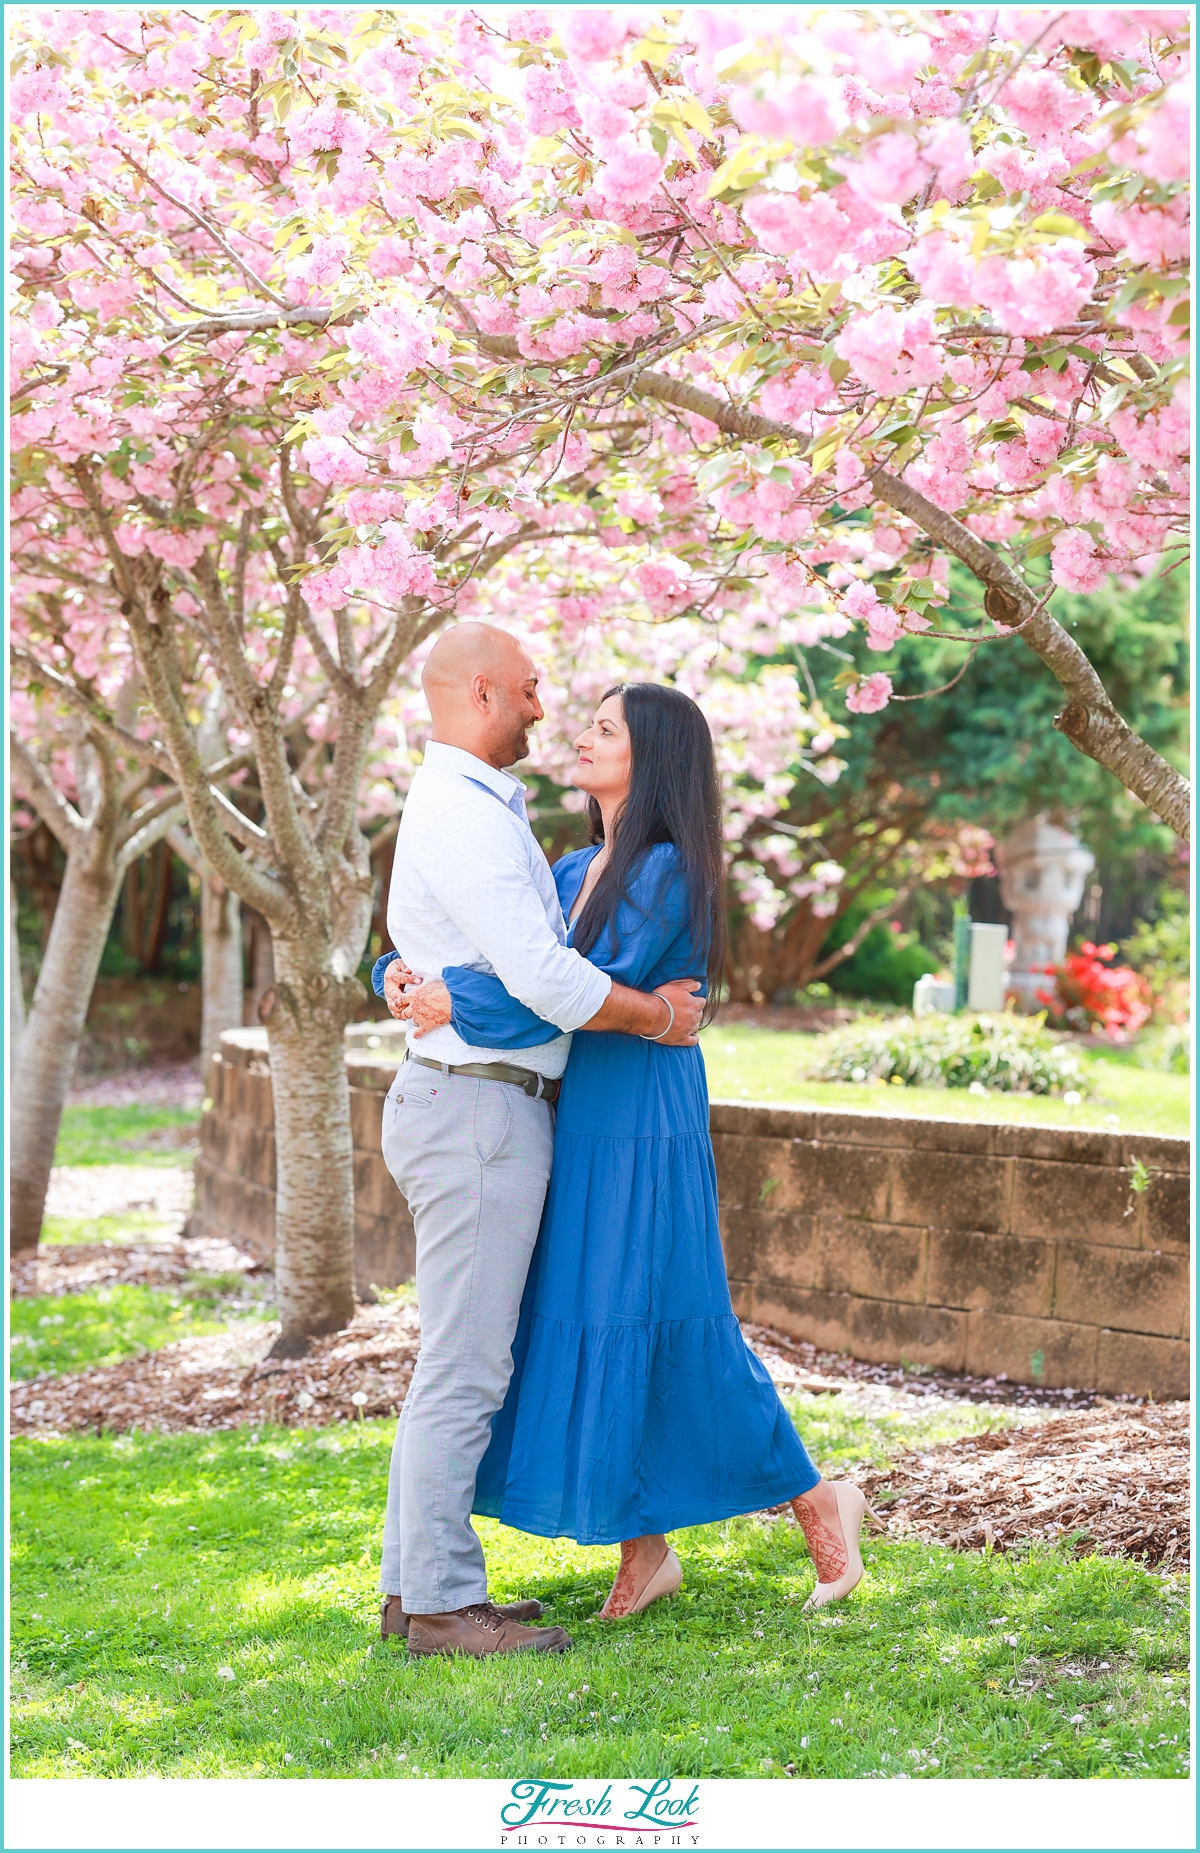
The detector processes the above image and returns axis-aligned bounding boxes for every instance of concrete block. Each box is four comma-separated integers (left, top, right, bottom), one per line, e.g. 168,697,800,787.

747,1282,967,1373
964,1309,1098,1390
225,1119,276,1190
1142,1168,1191,1253
719,1208,820,1290
890,1149,1010,1234
1121,1133,1191,1175
1010,1158,1137,1247
710,1135,782,1210
1054,1241,1189,1339
790,1140,891,1222
353,1151,406,1222
991,1123,1123,1167
817,1218,927,1305
865,1114,995,1156
1094,1329,1191,1402
355,1211,415,1292
350,1086,386,1150
709,1102,819,1142
809,1110,922,1150
928,1228,1056,1319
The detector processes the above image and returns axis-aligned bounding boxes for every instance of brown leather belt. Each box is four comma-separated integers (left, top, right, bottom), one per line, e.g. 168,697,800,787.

408,1053,560,1103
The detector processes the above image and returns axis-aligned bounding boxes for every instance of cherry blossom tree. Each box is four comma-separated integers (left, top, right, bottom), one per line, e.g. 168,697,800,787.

8,671,185,1254
11,4,1190,1333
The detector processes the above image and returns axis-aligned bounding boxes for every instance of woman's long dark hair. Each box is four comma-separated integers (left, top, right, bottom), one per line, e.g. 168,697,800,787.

573,683,727,1019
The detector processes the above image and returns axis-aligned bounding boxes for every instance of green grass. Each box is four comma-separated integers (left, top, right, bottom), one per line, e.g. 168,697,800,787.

9,1280,269,1380
10,1426,1189,1779
39,1211,186,1249
54,1105,200,1169
700,1027,1191,1136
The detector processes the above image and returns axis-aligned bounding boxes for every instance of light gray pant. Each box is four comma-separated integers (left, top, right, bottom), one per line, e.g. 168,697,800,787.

377,1060,554,1614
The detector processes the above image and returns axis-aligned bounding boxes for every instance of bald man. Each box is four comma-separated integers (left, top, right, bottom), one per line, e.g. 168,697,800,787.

375,624,703,1658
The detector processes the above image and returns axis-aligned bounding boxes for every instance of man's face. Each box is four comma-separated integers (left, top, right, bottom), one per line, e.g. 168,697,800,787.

486,647,544,766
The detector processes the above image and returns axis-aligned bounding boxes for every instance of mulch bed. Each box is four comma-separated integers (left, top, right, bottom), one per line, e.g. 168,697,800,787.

10,1298,420,1438
848,1405,1191,1569
10,1250,1191,1571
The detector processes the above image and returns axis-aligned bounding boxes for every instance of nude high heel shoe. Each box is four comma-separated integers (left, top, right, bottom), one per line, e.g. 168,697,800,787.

598,1546,683,1619
794,1483,883,1611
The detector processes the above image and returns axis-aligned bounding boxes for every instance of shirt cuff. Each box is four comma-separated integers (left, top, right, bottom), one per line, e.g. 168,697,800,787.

549,966,612,1033
371,950,400,997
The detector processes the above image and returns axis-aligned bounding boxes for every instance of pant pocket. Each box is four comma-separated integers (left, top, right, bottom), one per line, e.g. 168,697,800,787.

472,1082,512,1165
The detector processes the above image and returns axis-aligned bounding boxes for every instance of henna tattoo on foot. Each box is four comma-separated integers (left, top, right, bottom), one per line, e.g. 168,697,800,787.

603,1540,642,1618
792,1496,849,1582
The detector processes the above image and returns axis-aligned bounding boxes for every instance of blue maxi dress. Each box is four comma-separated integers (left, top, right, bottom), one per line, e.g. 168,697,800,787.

444,842,819,1546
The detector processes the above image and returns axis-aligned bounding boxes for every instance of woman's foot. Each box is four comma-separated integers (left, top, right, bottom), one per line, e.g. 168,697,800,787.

599,1536,683,1619
791,1480,879,1610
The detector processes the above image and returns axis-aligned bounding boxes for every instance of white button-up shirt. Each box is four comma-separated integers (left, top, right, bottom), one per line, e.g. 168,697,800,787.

385,741,611,1077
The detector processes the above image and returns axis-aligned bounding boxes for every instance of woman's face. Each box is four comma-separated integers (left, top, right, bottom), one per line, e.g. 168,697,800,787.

572,695,632,808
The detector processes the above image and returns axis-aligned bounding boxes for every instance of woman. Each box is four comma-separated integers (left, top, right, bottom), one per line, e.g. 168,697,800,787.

396,684,874,1618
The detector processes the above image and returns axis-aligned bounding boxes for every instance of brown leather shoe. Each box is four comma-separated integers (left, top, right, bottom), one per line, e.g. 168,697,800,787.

407,1601,571,1658
381,1594,545,1640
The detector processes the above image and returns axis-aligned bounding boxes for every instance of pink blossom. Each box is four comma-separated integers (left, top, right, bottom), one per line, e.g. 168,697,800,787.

596,140,664,206
637,555,693,615
1092,196,1190,268
760,367,835,423
974,247,1097,337
561,10,625,63
730,79,837,146
843,132,927,206
1110,81,1190,184
846,672,893,714
1003,68,1090,143
1051,528,1109,594
523,65,580,138
835,304,943,395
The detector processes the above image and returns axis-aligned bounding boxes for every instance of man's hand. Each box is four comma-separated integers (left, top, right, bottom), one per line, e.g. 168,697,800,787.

582,977,705,1045
650,979,705,1046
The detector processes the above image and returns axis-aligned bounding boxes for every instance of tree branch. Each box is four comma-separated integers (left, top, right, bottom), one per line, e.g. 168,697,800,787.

629,369,1191,839
10,733,85,854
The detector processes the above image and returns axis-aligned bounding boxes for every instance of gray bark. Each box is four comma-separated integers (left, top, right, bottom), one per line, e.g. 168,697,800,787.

9,852,123,1251
10,897,27,1060
259,943,360,1351
200,874,243,1086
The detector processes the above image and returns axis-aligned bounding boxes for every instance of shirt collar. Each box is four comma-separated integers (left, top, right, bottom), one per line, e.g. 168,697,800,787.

422,740,527,812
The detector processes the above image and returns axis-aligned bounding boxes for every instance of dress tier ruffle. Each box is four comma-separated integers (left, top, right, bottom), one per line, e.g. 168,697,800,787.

469,846,819,1545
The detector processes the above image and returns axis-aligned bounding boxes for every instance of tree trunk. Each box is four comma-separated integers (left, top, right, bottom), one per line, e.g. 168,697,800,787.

260,942,360,1353
199,873,243,1085
727,899,836,1002
10,896,27,1060
9,852,122,1252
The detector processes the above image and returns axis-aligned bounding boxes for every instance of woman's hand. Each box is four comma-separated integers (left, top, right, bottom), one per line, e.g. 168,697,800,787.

409,978,453,1037
383,957,419,1021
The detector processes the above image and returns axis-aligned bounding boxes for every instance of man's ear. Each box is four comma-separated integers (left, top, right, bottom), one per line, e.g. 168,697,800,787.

468,671,492,713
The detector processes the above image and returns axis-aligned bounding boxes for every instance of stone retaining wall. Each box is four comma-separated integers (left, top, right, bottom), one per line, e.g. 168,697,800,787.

194,1027,1190,1400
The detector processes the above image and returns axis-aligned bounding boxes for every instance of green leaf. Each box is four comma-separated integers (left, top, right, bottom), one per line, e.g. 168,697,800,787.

1167,300,1190,326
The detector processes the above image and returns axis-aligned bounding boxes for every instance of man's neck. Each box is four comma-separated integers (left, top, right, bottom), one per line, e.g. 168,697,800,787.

429,733,509,773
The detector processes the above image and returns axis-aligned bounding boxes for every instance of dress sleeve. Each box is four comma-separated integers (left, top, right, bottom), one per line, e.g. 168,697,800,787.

441,966,561,1050
584,844,709,993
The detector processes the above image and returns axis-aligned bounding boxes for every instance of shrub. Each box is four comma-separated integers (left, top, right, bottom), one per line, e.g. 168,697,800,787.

1122,897,1190,1022
806,1012,1088,1095
1037,942,1151,1037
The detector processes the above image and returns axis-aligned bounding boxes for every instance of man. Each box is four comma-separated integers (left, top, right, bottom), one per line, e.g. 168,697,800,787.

374,623,703,1659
